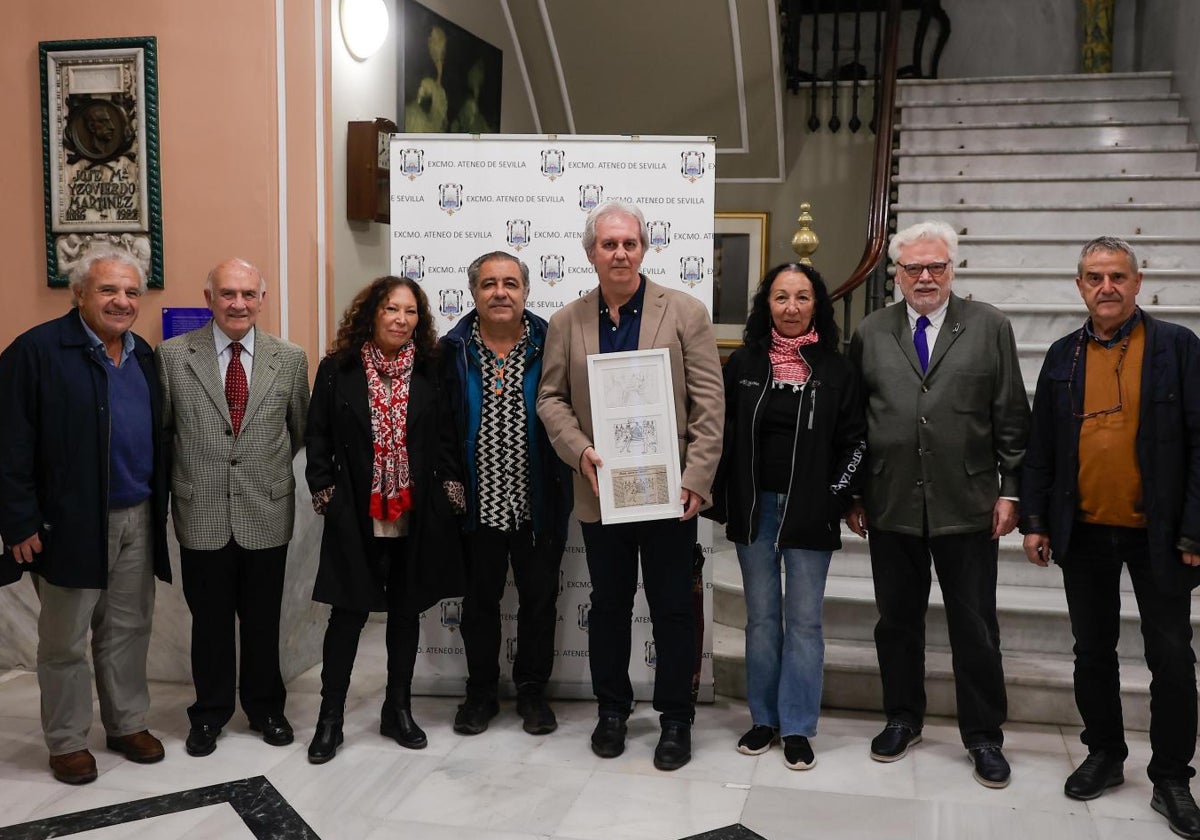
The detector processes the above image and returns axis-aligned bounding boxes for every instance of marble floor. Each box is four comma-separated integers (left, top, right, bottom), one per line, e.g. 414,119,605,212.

0,627,1181,840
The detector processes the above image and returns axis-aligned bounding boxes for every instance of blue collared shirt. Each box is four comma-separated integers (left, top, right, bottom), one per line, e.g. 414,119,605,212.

78,310,135,367
599,276,647,354
1085,307,1142,349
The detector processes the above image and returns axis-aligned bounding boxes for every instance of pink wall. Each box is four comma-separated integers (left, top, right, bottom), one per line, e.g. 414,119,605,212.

1,1,326,365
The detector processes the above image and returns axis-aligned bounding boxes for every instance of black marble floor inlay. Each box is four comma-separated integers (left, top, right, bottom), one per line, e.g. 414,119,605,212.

679,826,768,840
0,776,318,839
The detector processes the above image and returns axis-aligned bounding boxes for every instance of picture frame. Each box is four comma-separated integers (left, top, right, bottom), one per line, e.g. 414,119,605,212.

712,211,769,346
400,0,502,134
586,348,683,525
40,36,163,288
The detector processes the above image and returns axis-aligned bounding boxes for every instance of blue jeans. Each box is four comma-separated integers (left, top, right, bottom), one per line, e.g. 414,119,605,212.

735,492,832,737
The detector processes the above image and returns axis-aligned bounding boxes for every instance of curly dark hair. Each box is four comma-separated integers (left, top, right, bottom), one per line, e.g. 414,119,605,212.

743,262,840,352
329,276,439,365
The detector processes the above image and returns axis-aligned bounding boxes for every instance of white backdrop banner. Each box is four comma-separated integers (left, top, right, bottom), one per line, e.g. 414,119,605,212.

390,134,717,701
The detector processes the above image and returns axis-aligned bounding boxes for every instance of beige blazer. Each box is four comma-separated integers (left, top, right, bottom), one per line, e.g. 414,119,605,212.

536,277,724,523
156,325,310,551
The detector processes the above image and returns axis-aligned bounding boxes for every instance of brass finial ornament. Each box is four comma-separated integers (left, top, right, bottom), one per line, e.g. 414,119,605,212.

791,202,820,266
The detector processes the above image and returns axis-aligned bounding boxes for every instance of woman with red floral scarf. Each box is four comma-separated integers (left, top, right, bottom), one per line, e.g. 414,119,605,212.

304,276,465,764
705,263,866,772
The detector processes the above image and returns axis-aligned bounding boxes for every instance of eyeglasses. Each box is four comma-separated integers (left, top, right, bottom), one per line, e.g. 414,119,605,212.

898,262,950,279
1068,328,1129,420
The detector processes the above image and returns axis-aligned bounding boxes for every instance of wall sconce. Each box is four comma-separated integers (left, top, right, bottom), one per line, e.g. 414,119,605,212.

340,0,389,61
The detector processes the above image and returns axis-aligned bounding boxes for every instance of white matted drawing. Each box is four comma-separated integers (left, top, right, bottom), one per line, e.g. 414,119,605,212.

611,415,661,456
602,364,659,409
587,348,682,524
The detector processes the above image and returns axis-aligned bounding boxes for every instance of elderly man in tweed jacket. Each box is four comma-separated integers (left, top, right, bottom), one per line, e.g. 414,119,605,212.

156,258,309,757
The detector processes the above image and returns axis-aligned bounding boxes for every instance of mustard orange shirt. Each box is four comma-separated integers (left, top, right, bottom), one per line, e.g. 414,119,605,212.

1076,320,1145,528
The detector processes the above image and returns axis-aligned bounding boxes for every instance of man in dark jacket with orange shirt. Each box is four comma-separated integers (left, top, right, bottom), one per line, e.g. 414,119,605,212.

1020,235,1200,839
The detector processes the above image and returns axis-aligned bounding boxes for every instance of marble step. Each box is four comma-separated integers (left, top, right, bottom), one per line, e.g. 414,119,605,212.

898,120,1189,152
712,624,1157,730
895,147,1199,177
956,235,1200,270
896,174,1200,205
894,204,1200,236
711,529,1123,594
900,95,1182,125
951,267,1200,305
714,566,1200,662
897,72,1174,105
994,303,1200,343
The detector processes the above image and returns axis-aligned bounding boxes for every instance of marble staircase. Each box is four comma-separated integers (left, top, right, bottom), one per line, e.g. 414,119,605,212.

713,72,1200,730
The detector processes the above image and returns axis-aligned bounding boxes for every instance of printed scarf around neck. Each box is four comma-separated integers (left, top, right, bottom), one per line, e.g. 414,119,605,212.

769,326,820,387
361,340,415,521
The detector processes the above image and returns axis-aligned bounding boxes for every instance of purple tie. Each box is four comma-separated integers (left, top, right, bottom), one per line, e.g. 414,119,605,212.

914,315,931,373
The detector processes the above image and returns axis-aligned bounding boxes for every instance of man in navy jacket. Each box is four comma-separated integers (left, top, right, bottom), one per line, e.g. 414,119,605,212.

0,243,170,785
1020,235,1200,839
441,251,571,736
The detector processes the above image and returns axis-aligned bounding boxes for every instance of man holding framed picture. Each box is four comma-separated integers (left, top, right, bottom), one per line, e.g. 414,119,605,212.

537,200,724,771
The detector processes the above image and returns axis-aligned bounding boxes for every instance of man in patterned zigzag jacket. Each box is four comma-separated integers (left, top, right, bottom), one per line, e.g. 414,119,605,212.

440,250,572,737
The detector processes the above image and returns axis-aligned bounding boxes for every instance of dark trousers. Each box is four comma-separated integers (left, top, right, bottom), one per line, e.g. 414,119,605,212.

461,523,564,699
1061,522,1197,783
319,538,419,703
580,516,697,725
180,540,288,727
869,527,1007,747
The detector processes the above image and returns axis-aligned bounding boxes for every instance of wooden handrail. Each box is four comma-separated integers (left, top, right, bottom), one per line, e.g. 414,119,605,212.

831,0,902,303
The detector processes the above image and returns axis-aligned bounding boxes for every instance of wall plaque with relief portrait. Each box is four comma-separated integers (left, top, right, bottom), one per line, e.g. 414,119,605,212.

40,37,164,288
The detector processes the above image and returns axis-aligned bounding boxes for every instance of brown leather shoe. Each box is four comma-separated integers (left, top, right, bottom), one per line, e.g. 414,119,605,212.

106,730,165,764
49,749,98,784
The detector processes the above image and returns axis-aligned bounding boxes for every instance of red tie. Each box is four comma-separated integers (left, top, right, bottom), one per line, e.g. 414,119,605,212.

226,341,248,436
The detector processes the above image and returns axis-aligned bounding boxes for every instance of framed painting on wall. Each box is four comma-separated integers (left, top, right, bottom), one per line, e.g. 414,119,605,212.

400,0,502,134
713,211,769,346
40,36,163,288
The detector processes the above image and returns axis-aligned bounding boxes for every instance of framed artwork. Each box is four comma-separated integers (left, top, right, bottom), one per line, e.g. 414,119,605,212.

713,211,769,346
40,36,163,288
586,349,683,525
401,0,502,134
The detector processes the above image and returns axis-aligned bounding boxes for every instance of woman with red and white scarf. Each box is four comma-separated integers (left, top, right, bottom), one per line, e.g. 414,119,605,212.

705,263,866,771
305,276,465,764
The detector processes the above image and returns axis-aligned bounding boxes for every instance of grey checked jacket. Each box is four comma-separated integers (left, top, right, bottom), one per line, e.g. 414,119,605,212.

156,325,310,551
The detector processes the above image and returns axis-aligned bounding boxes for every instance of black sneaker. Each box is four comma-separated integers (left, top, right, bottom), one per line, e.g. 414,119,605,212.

591,715,627,758
1151,779,1200,840
969,745,1011,789
783,735,816,770
453,697,499,736
869,721,922,762
516,695,558,735
653,721,692,771
1064,751,1124,801
736,725,778,756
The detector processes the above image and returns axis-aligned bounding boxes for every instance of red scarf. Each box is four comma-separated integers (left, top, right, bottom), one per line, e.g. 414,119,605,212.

768,326,819,386
361,341,415,521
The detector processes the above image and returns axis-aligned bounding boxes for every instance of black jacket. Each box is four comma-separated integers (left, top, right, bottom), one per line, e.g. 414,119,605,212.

1020,311,1200,593
706,338,866,550
305,352,465,612
0,311,171,588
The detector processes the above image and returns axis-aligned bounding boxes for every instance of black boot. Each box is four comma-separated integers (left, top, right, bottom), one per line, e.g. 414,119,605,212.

307,699,344,764
380,686,427,750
